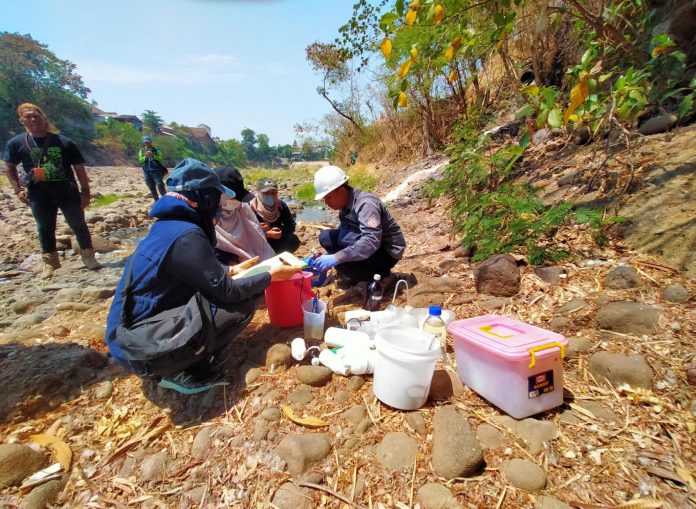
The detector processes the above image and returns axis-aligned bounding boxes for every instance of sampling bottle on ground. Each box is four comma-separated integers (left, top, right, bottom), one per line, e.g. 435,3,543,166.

364,274,384,312
422,305,447,343
397,305,419,328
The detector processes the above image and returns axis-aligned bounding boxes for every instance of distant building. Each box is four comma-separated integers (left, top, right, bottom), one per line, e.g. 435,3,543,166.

190,124,214,149
91,106,118,123
272,157,290,168
159,124,177,137
112,115,143,132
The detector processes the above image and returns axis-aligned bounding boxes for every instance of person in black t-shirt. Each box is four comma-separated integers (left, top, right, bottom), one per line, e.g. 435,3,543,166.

3,103,100,278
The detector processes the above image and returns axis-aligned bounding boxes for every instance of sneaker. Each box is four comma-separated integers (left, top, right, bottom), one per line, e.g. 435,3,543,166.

158,370,229,395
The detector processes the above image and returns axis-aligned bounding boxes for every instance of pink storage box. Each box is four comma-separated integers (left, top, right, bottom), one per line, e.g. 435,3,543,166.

448,315,567,418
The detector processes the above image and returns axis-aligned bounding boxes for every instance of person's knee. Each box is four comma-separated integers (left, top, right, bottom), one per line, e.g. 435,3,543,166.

319,229,337,251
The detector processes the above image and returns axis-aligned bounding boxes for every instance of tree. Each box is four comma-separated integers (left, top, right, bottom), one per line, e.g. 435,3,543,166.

257,133,271,164
141,110,163,135
240,128,257,162
0,32,92,144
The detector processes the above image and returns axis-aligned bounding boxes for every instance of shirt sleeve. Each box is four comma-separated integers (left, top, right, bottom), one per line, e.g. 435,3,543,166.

3,138,22,165
162,229,271,304
334,197,383,263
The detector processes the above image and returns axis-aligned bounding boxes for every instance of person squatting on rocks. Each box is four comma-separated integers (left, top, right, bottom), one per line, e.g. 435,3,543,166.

138,135,167,201
213,166,275,266
250,177,300,254
105,159,300,393
312,165,406,283
3,103,101,278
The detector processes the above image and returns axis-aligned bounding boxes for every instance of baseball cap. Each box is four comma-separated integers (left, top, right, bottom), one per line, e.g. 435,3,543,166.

256,177,278,192
142,135,152,143
167,158,235,198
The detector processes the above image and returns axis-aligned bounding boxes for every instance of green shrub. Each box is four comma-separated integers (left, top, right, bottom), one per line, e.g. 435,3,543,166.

347,166,377,192
425,119,620,263
296,183,317,202
90,193,120,208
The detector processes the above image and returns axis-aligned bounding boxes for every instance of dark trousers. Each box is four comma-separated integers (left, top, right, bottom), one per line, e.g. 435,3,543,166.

28,181,93,253
268,232,301,254
319,228,398,283
144,298,256,378
144,171,166,201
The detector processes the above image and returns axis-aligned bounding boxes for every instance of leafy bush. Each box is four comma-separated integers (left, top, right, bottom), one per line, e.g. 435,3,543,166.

296,183,317,202
347,165,377,192
425,120,618,263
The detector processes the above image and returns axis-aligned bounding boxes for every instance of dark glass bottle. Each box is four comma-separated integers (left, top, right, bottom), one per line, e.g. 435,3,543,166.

364,274,384,312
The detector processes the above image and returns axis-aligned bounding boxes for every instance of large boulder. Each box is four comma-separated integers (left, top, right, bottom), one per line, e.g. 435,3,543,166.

474,254,520,297
595,301,659,335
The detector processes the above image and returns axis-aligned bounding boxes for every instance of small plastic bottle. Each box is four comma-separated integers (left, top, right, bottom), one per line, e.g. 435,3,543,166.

397,305,419,328
318,348,349,375
291,337,306,361
422,305,447,343
364,274,384,312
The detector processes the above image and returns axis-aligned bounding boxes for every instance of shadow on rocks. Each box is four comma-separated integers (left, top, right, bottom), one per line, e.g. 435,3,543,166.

0,342,109,424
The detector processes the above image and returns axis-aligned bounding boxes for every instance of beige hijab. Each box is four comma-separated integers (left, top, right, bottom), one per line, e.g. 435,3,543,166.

215,198,275,261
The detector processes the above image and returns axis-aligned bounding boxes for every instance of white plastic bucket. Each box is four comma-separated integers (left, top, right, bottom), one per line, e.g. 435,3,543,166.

302,298,327,339
373,325,441,410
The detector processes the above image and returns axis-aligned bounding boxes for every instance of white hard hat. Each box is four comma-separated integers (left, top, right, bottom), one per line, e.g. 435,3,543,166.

314,165,349,200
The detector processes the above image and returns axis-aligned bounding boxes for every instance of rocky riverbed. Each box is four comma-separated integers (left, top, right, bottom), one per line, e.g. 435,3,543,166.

0,159,694,508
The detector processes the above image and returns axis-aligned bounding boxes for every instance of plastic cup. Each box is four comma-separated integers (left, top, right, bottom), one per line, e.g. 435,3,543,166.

302,298,327,339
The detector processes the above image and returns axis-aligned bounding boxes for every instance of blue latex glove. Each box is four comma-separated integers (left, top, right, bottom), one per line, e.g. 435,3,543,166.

313,254,338,272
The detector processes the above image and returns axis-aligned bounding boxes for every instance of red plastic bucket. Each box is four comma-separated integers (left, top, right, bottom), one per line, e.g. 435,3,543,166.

265,271,315,327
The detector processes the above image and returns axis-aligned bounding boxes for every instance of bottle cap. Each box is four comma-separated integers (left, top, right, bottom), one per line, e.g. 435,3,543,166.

373,274,381,281
428,305,442,316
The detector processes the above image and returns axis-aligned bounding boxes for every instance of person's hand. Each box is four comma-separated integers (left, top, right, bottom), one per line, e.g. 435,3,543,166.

227,256,260,276
80,189,91,209
14,189,29,205
267,227,282,240
260,222,270,232
314,254,338,272
145,150,153,158
269,264,301,281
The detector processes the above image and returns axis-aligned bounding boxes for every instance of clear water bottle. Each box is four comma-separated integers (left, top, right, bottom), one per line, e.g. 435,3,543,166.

364,274,384,312
422,305,446,342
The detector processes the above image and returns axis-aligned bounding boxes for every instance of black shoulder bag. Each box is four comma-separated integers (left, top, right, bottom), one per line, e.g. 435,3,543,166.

115,255,217,377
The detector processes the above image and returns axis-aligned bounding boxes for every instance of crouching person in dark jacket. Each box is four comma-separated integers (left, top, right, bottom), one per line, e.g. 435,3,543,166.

105,158,300,394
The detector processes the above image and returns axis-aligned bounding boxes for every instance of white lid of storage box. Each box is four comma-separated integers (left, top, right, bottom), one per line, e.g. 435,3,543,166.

447,314,567,362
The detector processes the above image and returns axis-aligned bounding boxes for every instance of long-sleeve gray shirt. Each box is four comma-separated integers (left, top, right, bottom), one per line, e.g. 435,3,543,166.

334,188,406,263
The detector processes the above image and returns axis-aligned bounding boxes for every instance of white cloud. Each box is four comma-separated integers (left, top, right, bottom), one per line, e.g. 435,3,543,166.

255,61,288,76
78,53,247,86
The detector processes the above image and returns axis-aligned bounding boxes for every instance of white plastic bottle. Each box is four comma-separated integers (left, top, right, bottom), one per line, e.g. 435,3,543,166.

340,346,378,375
397,305,420,328
291,337,306,361
318,349,349,376
422,305,446,343
324,327,373,349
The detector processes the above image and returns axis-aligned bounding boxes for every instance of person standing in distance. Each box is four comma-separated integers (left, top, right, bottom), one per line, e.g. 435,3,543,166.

3,103,100,278
139,135,167,201
312,165,406,283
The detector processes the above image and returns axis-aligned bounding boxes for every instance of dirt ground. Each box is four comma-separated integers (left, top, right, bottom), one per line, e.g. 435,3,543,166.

0,131,694,508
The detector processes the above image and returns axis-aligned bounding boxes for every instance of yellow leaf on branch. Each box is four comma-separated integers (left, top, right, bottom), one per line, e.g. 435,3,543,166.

409,0,420,10
397,59,412,79
399,92,409,108
281,405,329,428
563,71,590,125
444,46,454,61
447,69,458,83
434,4,445,24
651,42,675,57
380,38,392,59
410,47,418,61
405,9,417,26
30,434,73,471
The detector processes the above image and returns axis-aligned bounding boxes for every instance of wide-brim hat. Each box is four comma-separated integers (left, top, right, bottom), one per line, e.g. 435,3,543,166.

167,158,235,198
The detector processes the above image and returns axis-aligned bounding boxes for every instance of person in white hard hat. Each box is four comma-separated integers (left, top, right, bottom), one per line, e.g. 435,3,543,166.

312,165,406,283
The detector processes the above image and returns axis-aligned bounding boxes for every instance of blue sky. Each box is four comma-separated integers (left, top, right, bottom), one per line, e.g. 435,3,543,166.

2,0,359,146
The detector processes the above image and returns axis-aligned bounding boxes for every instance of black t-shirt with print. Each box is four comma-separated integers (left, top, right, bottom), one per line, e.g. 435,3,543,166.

3,133,85,186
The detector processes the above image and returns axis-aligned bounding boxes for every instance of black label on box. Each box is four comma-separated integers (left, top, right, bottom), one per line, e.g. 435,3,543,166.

528,370,554,399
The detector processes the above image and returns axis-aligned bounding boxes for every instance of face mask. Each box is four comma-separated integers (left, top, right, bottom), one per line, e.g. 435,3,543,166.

260,195,276,207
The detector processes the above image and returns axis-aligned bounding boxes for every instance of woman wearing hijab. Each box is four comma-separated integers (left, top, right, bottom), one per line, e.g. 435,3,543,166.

214,166,275,265
250,177,300,253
